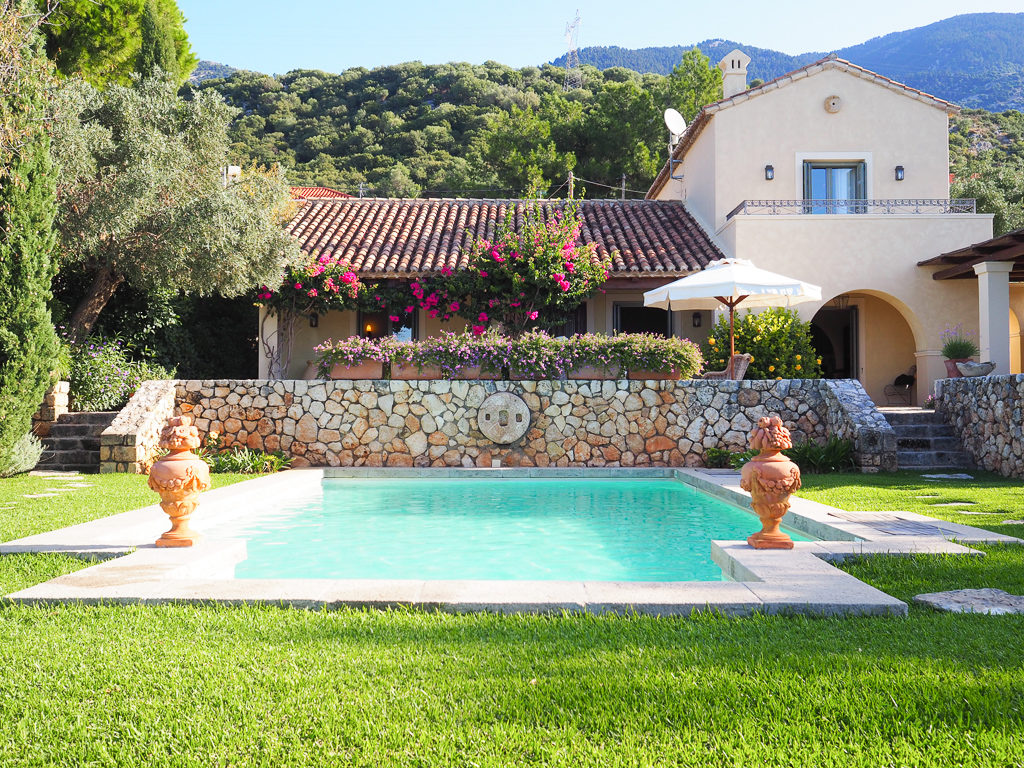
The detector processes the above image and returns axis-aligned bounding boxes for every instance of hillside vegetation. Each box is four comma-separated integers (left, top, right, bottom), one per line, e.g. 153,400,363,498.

198,54,720,199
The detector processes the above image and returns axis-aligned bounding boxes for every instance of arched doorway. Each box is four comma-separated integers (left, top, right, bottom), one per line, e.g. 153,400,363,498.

1011,309,1022,374
811,291,920,405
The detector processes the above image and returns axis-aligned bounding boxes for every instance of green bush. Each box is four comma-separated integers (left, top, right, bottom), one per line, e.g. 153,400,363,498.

700,307,821,379
703,447,733,468
199,433,292,474
64,334,174,411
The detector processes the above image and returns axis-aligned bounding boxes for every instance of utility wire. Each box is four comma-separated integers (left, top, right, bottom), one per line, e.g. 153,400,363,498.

572,175,649,196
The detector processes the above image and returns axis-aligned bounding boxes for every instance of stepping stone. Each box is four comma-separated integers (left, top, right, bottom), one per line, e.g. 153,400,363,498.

43,487,76,493
1001,520,1024,525
921,473,974,480
63,483,94,488
22,493,58,498
28,470,83,478
914,588,1024,615
915,495,940,498
931,501,976,506
957,511,987,515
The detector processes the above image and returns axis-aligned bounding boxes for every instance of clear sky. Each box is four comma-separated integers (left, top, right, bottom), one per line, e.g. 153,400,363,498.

178,0,1024,75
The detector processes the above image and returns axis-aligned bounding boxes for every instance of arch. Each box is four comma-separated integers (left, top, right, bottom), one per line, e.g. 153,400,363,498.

810,289,921,406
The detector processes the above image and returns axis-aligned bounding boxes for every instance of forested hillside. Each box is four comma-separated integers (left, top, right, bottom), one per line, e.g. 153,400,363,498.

552,13,1024,111
198,53,720,199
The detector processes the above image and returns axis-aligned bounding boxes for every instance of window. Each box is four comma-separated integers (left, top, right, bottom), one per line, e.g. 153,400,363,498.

613,303,671,337
358,309,417,341
549,303,587,337
802,161,866,213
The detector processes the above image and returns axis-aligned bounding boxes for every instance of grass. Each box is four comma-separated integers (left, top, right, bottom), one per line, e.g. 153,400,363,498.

0,471,1021,766
0,471,254,543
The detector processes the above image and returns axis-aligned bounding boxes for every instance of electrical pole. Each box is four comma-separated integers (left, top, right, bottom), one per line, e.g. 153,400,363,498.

621,174,626,200
358,181,365,198
568,171,574,199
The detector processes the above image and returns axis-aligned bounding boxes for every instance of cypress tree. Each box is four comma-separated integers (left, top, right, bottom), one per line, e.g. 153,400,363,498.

136,0,178,79
0,9,60,474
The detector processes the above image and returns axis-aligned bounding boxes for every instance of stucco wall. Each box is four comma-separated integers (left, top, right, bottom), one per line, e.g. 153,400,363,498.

935,374,1024,478
163,378,894,472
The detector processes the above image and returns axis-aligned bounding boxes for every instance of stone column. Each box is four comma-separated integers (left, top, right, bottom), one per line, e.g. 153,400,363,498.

974,261,1013,374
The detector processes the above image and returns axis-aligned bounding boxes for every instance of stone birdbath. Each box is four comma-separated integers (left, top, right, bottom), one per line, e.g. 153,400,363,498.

148,414,211,547
739,415,801,549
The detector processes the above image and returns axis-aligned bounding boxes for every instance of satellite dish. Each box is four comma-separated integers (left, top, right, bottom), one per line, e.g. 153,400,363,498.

664,108,686,136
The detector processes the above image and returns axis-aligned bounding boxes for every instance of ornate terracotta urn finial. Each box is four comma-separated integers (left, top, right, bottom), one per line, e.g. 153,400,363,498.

739,415,801,550
147,414,211,547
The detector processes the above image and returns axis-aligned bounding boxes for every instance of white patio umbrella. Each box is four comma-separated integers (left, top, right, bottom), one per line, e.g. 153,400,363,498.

643,258,822,378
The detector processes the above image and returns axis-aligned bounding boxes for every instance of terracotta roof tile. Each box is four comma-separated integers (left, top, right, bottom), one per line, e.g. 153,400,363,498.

290,186,352,199
286,198,723,276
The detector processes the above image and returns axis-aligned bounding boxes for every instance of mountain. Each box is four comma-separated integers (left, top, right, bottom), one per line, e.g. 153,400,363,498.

551,13,1024,111
190,60,238,83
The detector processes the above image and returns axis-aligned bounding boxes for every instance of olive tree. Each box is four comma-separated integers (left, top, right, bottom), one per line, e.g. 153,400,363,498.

51,72,302,339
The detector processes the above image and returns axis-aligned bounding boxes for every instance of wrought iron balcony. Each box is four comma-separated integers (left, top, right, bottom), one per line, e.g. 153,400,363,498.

726,198,977,220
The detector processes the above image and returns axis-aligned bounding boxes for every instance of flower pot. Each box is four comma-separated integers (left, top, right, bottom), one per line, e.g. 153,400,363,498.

391,363,443,380
628,369,681,381
568,365,621,380
453,366,502,380
330,361,383,379
943,358,969,378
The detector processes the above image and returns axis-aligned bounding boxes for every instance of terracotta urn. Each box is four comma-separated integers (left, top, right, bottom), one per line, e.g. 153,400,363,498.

147,415,211,547
739,415,801,550
943,358,968,378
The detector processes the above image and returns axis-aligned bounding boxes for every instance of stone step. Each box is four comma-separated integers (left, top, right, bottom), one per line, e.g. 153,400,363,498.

897,449,971,469
38,447,98,465
42,436,101,452
897,436,963,452
880,410,946,427
889,424,959,439
53,411,119,426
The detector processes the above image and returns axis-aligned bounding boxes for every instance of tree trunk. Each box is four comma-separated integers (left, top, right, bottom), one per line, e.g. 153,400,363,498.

67,266,125,339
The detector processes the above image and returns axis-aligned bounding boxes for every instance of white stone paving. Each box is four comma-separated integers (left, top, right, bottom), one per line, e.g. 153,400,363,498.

5,468,1021,617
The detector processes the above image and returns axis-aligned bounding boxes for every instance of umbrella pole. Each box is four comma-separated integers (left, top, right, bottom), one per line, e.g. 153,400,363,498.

729,303,736,379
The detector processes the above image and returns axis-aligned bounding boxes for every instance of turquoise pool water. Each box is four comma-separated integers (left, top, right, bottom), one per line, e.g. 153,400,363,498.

215,478,811,582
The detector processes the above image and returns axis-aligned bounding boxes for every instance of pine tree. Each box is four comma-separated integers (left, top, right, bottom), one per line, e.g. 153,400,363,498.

0,4,60,474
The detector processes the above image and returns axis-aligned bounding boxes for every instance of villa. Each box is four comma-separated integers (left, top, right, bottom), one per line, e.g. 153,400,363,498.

260,50,1022,408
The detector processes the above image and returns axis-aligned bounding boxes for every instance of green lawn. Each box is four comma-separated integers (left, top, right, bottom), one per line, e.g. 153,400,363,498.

0,470,1021,766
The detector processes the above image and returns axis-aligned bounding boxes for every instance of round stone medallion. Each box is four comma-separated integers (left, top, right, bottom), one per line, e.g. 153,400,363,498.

477,392,531,444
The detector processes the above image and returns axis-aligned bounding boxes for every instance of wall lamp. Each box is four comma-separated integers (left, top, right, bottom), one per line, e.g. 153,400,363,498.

895,165,905,181
692,311,702,328
309,313,319,328
764,164,774,181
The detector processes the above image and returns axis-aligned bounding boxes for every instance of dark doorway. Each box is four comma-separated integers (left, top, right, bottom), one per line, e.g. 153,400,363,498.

811,306,858,379
614,304,671,337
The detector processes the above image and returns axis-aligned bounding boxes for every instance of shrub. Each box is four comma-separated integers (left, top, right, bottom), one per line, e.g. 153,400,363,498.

784,436,855,473
314,332,703,380
940,323,980,359
0,434,44,478
199,432,292,474
700,307,821,379
64,334,174,411
703,447,733,468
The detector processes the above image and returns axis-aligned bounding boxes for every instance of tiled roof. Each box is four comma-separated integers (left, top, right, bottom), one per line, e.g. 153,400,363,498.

285,198,724,275
290,186,352,199
647,55,960,199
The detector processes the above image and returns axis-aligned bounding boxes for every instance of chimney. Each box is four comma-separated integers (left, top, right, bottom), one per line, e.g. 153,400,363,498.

718,49,751,99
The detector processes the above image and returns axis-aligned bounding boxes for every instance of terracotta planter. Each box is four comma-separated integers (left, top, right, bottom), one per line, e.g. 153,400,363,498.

391,363,443,380
147,415,211,548
943,358,968,378
628,369,681,381
739,415,800,550
453,366,502,380
568,365,621,380
330,361,383,379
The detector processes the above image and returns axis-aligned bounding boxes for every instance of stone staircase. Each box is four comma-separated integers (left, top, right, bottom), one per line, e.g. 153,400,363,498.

879,407,971,471
36,411,118,474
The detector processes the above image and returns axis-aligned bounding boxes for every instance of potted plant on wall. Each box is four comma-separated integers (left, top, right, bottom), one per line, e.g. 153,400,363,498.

939,324,980,378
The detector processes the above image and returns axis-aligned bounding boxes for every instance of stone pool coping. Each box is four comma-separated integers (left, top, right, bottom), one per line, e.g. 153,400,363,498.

4,468,1020,617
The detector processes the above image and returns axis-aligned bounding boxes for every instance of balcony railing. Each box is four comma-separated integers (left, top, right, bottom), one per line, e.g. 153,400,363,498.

726,198,977,220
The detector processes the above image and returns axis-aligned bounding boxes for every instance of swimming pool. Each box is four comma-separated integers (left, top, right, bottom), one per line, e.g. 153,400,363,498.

205,477,811,582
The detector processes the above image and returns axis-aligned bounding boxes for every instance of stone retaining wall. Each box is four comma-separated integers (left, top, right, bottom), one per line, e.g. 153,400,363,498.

936,374,1024,478
156,378,893,472
99,380,177,473
32,381,69,438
